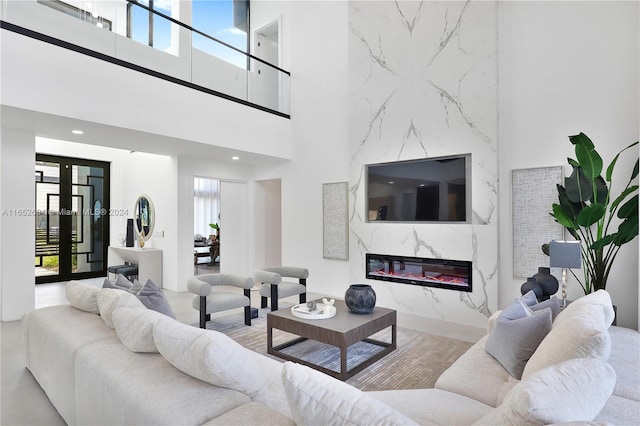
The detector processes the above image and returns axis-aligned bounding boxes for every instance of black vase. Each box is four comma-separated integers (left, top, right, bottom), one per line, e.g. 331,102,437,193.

345,284,376,314
532,267,559,301
125,219,134,247
520,277,542,300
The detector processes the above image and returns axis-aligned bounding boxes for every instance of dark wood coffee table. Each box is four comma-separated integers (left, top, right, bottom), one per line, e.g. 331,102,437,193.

267,299,397,380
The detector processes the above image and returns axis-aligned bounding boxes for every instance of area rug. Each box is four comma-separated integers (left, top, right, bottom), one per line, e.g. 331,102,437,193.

197,304,474,392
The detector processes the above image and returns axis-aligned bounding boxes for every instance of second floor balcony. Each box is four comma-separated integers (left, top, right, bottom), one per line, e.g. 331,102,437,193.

1,0,290,117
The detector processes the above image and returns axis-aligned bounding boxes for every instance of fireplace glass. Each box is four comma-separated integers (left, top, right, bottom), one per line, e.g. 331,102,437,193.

366,253,472,292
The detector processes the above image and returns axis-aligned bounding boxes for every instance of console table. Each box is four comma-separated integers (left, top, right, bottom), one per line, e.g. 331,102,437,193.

108,247,163,287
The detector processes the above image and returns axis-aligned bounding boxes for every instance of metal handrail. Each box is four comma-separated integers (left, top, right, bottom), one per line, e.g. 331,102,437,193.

125,0,289,76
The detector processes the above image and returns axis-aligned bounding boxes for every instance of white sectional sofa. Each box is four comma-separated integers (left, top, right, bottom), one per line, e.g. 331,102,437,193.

23,284,639,425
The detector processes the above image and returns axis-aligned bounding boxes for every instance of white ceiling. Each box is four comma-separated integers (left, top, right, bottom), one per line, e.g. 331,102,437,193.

2,105,287,167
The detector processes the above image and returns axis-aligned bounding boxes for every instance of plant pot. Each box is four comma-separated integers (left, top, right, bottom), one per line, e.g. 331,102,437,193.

345,284,376,314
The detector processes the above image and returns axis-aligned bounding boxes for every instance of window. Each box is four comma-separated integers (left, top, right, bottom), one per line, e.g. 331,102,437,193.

37,0,113,31
127,0,172,51
194,177,220,237
192,0,248,68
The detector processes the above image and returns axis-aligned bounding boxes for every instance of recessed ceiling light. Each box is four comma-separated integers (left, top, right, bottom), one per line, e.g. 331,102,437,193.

232,156,240,160
72,129,83,135
388,181,394,184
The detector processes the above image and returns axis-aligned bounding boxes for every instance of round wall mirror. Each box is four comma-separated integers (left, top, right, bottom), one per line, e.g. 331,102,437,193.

134,194,154,241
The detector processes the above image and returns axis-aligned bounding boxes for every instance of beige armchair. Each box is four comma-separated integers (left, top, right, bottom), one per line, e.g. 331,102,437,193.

187,273,255,328
254,266,308,311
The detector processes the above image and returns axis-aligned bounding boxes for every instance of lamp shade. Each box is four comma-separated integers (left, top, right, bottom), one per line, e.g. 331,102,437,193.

549,240,582,269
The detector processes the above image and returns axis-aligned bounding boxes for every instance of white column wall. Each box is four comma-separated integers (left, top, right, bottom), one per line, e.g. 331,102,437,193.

1,128,36,321
498,1,639,329
251,1,351,298
121,152,178,290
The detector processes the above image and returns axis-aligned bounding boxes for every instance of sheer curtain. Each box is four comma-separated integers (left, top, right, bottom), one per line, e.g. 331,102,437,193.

194,177,221,237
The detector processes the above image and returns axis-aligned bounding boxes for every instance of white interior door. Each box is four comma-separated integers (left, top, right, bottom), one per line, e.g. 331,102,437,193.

253,20,280,111
254,179,282,268
220,181,248,275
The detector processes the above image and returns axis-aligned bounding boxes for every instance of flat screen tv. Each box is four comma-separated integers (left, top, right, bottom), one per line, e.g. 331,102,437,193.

366,154,471,223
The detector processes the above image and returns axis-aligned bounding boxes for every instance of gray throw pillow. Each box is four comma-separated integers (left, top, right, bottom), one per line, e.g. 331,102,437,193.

521,290,561,320
485,298,552,379
103,274,133,290
520,289,538,306
530,296,561,320
137,279,175,319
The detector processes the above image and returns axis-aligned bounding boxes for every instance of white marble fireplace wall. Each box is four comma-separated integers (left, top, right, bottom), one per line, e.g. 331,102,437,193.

348,1,498,327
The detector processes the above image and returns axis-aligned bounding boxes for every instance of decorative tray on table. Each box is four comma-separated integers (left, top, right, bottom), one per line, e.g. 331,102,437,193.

291,301,336,320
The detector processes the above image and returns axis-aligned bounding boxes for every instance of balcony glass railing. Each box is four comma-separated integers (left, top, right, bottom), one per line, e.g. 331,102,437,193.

2,0,290,116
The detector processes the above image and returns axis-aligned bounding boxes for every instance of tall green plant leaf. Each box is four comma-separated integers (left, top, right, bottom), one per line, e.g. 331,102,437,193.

552,203,577,229
557,184,583,220
565,166,593,203
577,204,605,227
574,140,603,179
591,234,616,251
614,217,639,246
594,176,608,205
611,185,639,212
617,194,638,219
569,132,595,150
606,141,639,181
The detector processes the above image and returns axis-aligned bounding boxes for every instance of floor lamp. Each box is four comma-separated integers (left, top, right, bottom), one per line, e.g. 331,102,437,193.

549,240,582,308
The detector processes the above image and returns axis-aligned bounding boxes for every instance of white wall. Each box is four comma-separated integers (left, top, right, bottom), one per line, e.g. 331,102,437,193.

253,179,282,269
498,1,639,329
1,128,36,321
121,152,178,289
250,1,351,298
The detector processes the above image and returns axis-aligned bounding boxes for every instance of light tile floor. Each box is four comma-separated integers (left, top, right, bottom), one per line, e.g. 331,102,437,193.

1,273,484,425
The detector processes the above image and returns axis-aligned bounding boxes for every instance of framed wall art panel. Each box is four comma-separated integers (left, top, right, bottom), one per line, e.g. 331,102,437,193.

323,182,349,260
512,166,564,278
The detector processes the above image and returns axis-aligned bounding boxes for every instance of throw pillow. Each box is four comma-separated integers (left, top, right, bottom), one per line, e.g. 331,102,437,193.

554,289,615,328
65,280,100,314
485,298,552,379
520,290,561,320
112,307,165,353
529,296,561,321
103,275,143,294
152,316,266,400
96,288,145,329
473,358,616,425
520,290,539,306
136,279,175,318
522,303,611,380
281,362,419,426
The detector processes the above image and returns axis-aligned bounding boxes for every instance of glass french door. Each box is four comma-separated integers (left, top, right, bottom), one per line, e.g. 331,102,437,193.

35,154,110,284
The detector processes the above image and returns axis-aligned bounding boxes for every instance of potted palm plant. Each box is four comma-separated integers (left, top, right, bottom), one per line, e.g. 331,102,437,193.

208,223,219,241
543,132,638,295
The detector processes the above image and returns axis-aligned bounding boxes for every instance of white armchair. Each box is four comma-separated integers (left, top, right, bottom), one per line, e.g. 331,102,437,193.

187,273,255,328
254,266,308,311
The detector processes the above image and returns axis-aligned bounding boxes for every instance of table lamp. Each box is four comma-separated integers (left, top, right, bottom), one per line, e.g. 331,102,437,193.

549,240,582,308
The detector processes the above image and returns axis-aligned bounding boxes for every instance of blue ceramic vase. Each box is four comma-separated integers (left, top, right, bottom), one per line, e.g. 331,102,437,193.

345,284,376,314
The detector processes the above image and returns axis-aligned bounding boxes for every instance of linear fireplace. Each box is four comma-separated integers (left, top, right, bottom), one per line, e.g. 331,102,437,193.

366,253,472,292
